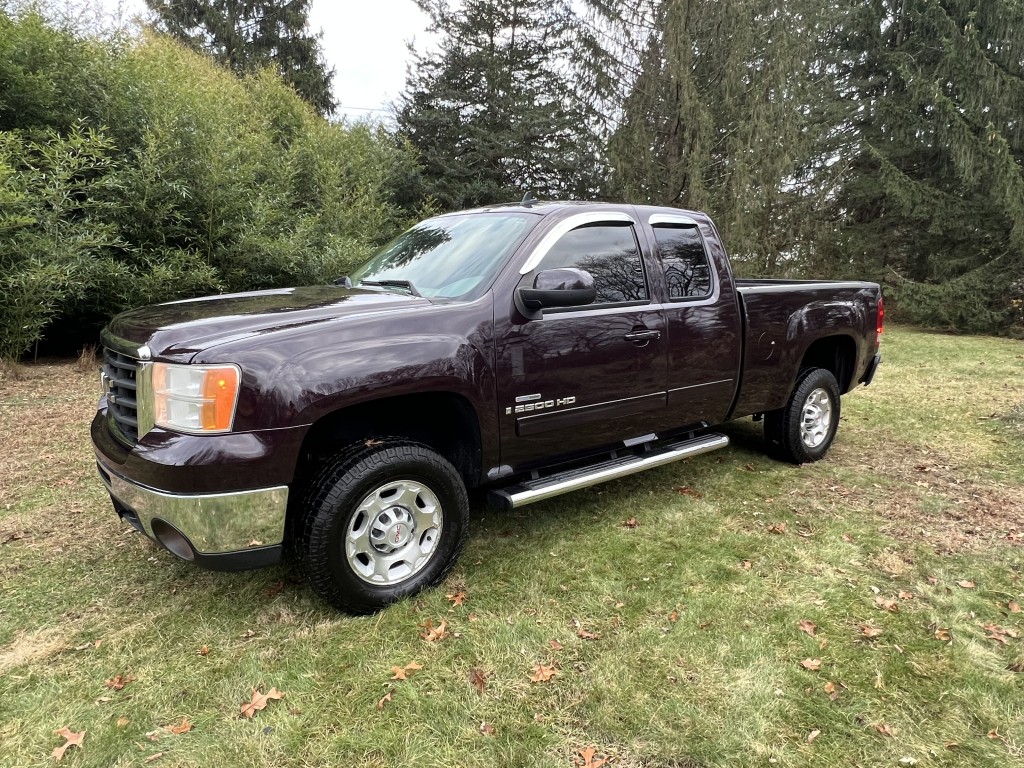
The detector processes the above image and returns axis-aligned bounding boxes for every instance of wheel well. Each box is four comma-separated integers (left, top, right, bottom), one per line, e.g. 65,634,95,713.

800,335,857,392
292,392,483,493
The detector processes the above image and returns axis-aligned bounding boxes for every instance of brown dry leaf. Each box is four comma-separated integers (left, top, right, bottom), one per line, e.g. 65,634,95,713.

529,664,559,683
741,559,752,570
824,681,839,701
447,591,466,607
898,591,914,600
767,523,787,534
673,486,703,498
621,517,640,529
419,619,449,642
875,723,894,737
262,581,285,598
52,728,85,762
807,729,821,743
376,690,393,710
860,624,884,638
116,717,130,729
390,666,408,681
934,627,952,642
1009,601,1020,613
798,619,816,637
468,612,479,622
577,746,610,768
239,687,285,719
480,721,495,736
956,580,976,589
197,645,209,657
104,674,134,691
548,639,564,651
167,717,191,735
988,728,1002,741
874,596,899,612
927,575,939,585
668,609,680,623
800,658,822,671
577,628,601,640
469,668,487,694
144,753,164,764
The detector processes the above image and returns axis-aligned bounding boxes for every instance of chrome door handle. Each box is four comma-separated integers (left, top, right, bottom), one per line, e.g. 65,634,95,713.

624,329,661,343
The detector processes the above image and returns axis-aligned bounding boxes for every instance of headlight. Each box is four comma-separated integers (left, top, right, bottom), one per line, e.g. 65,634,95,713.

152,362,241,433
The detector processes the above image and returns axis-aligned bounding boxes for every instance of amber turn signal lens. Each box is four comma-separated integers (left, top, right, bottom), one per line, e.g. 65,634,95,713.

152,362,241,433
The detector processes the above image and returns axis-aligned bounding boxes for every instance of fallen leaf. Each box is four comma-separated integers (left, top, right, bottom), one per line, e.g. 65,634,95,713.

956,580,976,589
841,533,854,543
875,723,894,737
860,624,883,638
798,619,816,637
741,560,752,570
480,721,495,736
262,581,284,598
468,612,479,622
927,575,939,585
767,523,787,534
390,666,408,681
197,645,209,657
898,590,914,600
419,619,449,642
530,664,559,683
167,717,191,735
239,687,285,719
404,660,423,673
548,639,564,651
807,729,821,743
144,753,164,764
365,438,384,447
621,517,640,529
673,486,703,498
376,690,393,710
874,596,899,612
52,728,85,762
668,610,680,623
800,658,822,671
824,681,838,701
469,668,487,694
1009,601,1020,613
104,674,134,691
116,717,130,728
577,746,610,768
988,728,1002,741
447,591,466,607
934,627,952,642
577,628,601,640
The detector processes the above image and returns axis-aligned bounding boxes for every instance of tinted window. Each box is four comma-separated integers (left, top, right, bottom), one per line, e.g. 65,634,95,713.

653,225,713,299
534,224,647,304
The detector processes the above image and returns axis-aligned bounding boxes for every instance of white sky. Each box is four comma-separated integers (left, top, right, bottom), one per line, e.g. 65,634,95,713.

93,0,431,122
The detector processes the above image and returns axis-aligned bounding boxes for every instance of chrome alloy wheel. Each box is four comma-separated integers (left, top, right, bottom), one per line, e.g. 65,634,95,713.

800,387,833,449
345,479,443,585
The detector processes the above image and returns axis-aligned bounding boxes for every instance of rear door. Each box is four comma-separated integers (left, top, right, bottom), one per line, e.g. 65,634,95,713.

494,213,668,470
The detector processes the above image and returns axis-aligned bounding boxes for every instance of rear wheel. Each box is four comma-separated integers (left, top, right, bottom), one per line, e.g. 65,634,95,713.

764,368,841,464
298,440,469,614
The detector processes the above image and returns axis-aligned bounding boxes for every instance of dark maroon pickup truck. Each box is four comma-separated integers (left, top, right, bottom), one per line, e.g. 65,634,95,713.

92,201,882,613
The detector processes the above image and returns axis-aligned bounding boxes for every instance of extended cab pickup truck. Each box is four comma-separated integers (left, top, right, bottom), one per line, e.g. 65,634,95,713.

92,201,882,613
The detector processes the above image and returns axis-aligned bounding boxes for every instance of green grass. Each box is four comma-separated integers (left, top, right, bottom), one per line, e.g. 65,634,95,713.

1,327,1023,767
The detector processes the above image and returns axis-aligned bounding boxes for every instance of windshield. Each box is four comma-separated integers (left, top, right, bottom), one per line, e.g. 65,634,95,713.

350,213,537,300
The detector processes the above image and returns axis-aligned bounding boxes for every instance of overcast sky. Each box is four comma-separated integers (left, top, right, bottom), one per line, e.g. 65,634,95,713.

95,0,431,122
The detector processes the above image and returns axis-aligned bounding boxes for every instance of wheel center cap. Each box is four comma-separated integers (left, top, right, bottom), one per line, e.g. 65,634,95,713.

385,518,412,548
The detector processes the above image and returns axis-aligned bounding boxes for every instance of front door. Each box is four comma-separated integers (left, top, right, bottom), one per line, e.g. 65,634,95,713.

494,216,668,471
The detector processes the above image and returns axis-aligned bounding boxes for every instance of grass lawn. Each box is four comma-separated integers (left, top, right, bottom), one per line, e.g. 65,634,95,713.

1,326,1023,767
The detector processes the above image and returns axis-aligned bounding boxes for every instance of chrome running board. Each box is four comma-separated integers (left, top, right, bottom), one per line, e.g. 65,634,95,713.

488,433,729,510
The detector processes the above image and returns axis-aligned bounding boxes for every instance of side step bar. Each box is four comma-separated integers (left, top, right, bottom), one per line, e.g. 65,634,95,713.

488,433,729,510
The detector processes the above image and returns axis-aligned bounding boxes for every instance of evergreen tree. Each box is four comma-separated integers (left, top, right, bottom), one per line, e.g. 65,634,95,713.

396,0,602,211
831,0,1024,332
144,0,335,115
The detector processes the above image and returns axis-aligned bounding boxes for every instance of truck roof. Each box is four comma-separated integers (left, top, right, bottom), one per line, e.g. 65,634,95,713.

447,199,711,224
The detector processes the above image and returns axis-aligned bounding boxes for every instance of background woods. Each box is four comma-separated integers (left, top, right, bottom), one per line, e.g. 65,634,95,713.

2,0,1024,359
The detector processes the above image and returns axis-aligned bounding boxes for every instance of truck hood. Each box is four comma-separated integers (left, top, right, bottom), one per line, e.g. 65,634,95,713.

106,286,432,361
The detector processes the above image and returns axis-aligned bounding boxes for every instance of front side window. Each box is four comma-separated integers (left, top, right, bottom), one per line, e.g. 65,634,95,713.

351,213,537,300
653,225,713,300
532,223,647,305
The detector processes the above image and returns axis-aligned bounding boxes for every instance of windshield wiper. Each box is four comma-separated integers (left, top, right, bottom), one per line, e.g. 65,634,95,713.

359,279,422,297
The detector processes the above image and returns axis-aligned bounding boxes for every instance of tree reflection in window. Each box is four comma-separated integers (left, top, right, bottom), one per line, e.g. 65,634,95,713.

653,225,712,299
536,224,647,304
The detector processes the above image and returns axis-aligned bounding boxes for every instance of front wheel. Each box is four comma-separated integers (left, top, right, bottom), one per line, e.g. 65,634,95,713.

764,368,841,464
298,440,469,614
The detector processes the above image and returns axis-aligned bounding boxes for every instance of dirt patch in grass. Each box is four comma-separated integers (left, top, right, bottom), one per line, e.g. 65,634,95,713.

0,626,70,675
825,435,1024,554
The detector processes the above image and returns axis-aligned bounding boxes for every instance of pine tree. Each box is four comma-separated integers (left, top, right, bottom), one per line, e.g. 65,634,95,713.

396,0,602,211
832,0,1024,332
144,0,335,115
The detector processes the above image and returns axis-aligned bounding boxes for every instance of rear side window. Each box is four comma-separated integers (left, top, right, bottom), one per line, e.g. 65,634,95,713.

653,225,713,300
534,223,647,304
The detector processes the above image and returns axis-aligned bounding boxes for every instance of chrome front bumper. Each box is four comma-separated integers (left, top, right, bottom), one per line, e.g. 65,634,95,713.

96,459,288,571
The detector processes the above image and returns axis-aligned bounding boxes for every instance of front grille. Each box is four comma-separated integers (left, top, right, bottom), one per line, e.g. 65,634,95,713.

102,346,140,445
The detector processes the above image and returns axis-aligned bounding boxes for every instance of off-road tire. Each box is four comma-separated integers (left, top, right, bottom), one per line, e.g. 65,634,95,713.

298,439,469,614
764,367,841,464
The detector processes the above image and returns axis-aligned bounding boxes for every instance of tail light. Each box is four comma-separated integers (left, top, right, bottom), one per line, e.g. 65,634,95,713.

876,296,885,338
